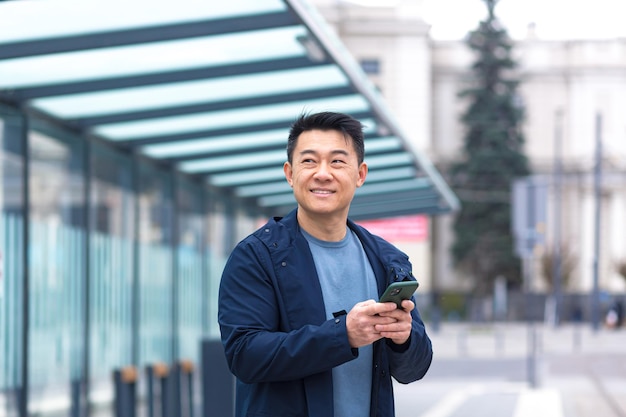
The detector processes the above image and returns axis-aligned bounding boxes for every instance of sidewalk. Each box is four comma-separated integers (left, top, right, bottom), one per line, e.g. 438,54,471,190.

394,323,626,417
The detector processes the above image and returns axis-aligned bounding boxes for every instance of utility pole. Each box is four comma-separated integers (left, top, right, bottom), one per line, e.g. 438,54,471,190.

591,113,602,331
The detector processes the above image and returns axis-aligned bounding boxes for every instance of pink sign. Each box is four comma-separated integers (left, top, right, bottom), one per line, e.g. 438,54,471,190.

356,215,428,242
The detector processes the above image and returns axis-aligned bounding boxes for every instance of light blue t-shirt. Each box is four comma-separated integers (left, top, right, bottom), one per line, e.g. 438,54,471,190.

302,228,379,417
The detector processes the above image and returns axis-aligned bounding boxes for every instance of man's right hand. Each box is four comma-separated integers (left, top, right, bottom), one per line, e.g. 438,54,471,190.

346,300,398,348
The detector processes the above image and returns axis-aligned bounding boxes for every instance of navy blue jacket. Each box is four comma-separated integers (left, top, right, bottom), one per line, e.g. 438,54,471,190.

218,209,433,417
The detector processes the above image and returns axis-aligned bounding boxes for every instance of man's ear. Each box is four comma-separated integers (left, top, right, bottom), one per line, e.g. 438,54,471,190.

356,162,368,188
284,161,293,187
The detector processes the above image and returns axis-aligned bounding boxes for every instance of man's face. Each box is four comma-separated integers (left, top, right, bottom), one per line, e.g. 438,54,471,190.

284,129,367,221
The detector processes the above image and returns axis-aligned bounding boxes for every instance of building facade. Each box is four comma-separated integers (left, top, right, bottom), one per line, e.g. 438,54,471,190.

312,1,626,299
432,38,626,295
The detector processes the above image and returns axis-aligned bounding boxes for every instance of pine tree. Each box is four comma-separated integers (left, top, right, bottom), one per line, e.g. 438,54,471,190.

448,0,531,295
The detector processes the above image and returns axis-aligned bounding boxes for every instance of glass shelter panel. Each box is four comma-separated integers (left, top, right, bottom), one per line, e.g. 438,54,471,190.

88,143,135,410
0,109,25,417
206,197,232,339
137,162,173,367
176,179,204,364
28,128,85,415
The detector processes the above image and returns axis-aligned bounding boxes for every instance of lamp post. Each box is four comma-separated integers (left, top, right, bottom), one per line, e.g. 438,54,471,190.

591,113,602,331
552,109,563,327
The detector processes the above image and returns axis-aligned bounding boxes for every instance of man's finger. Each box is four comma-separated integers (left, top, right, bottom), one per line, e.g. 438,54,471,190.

370,301,399,315
400,299,415,311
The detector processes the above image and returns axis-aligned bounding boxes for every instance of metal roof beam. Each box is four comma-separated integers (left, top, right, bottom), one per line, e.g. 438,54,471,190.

116,110,372,147
183,158,282,176
0,11,299,59
117,120,293,147
7,57,319,101
165,142,286,163
72,86,355,127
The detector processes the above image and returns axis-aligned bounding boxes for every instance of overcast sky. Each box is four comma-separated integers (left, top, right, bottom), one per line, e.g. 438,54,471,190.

345,0,626,41
425,0,625,40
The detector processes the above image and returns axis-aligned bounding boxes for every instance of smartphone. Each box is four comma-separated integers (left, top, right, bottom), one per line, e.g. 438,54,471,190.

379,281,419,308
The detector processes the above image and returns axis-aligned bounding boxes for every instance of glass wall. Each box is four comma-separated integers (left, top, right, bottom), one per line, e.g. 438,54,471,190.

28,127,86,415
176,179,205,364
0,106,262,416
137,161,174,367
206,197,232,339
0,109,25,417
88,143,134,411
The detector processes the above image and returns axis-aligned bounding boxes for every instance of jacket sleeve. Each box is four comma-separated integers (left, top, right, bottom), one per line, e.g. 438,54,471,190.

218,238,357,384
386,302,433,384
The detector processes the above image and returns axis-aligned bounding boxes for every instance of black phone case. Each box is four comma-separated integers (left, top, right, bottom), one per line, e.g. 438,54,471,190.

379,281,419,308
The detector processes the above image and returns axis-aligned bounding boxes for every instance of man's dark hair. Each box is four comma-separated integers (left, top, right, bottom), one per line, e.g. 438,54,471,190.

287,111,365,164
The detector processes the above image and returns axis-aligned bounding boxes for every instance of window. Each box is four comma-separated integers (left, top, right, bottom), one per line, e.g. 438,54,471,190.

360,58,381,75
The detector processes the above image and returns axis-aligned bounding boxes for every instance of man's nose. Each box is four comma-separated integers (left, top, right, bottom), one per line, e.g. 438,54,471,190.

314,162,332,180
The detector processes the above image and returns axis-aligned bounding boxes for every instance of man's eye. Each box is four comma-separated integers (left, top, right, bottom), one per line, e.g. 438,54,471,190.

332,159,346,164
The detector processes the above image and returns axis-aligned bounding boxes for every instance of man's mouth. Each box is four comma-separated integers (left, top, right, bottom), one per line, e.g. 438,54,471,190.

311,189,334,195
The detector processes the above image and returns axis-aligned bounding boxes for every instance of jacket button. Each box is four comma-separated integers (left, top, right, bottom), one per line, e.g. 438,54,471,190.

281,261,287,267
264,228,270,233
335,318,340,324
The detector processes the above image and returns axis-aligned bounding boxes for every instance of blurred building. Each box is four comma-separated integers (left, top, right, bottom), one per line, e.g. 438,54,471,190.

311,0,626,297
432,37,626,295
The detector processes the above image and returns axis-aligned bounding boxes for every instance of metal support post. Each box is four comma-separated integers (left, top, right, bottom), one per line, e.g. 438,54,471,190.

113,366,137,417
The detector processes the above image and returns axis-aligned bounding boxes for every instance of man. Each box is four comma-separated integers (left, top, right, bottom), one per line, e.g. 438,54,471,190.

218,111,432,417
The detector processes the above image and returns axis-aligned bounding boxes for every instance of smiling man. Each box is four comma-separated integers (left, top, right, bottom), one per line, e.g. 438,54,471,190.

218,111,432,417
